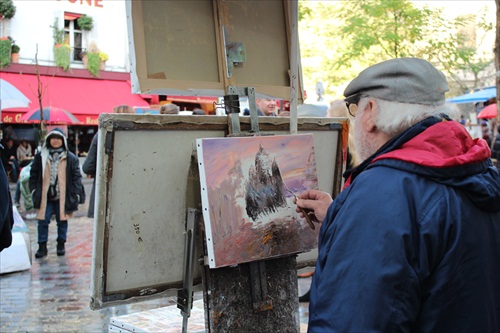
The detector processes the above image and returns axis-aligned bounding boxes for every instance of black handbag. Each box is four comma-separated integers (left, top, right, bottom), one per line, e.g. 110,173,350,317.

48,177,58,200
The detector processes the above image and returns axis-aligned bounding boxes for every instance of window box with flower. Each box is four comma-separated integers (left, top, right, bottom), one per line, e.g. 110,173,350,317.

54,43,71,71
99,51,108,70
83,42,109,76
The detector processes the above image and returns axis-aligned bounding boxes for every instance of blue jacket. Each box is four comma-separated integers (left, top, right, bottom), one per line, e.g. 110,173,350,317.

309,116,500,332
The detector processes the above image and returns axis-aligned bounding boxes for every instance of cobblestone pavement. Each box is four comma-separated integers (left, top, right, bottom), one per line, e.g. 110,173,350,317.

1,179,312,332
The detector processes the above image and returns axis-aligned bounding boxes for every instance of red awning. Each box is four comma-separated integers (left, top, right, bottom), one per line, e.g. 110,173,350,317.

1,72,150,125
64,12,81,20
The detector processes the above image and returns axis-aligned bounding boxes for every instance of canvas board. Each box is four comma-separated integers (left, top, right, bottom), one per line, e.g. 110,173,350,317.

126,0,303,101
90,114,346,309
197,134,320,268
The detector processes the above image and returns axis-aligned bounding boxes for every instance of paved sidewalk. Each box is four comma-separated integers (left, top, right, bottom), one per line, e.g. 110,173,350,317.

1,179,312,332
1,180,175,332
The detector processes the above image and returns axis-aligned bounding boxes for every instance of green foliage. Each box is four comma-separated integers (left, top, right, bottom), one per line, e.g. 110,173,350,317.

332,0,434,67
0,38,11,68
54,44,71,71
51,18,65,45
298,1,313,21
86,52,100,77
423,9,494,91
11,43,19,53
298,0,494,96
0,0,16,19
77,15,93,31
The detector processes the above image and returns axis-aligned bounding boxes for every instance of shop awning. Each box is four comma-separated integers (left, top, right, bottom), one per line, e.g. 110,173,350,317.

1,72,150,125
446,86,496,104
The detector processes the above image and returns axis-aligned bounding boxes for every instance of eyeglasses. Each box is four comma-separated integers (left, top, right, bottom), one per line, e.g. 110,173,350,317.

345,94,362,117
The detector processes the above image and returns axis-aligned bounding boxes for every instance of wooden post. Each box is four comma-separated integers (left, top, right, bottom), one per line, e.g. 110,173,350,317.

202,255,299,332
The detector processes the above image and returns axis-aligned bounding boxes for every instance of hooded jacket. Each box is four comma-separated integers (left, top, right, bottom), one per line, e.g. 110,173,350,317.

29,129,84,220
308,116,500,332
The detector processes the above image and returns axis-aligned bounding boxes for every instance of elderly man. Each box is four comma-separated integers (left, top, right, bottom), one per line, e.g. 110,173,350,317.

297,58,500,332
244,98,277,116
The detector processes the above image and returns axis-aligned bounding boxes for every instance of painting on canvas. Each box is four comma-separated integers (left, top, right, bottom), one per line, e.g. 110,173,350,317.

196,134,320,268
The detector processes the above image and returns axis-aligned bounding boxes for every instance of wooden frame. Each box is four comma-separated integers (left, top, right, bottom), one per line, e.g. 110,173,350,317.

126,0,302,100
90,114,347,309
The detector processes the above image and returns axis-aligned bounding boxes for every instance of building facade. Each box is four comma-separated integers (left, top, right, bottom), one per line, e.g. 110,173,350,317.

0,0,151,155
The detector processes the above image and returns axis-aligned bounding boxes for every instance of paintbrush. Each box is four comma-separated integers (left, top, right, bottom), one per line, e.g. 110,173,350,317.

283,183,316,230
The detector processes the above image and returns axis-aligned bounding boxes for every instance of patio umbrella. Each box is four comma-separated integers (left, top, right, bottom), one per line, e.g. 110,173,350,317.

477,104,498,119
0,78,31,110
20,107,80,124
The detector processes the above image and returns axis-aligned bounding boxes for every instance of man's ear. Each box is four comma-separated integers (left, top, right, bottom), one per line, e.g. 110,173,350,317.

363,98,378,132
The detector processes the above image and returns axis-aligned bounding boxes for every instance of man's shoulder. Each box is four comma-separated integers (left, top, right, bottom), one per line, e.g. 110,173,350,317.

350,166,436,201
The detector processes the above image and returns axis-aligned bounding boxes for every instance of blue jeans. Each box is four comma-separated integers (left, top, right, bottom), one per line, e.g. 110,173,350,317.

14,179,20,203
37,200,68,243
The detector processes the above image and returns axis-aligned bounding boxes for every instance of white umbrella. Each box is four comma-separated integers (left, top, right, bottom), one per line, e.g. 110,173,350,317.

0,78,31,110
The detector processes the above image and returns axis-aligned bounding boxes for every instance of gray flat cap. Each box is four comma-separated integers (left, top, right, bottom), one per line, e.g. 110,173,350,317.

344,58,448,105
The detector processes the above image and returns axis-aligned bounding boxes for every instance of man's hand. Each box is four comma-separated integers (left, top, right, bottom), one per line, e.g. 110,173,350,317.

295,190,333,223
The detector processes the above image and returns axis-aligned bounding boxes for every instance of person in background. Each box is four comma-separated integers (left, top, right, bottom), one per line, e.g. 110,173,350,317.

481,119,492,147
492,122,500,170
29,128,85,258
459,114,466,125
13,140,34,209
243,98,277,116
256,98,277,116
15,160,36,219
1,138,20,183
160,103,180,115
83,105,134,219
296,58,500,332
0,143,14,252
16,140,32,162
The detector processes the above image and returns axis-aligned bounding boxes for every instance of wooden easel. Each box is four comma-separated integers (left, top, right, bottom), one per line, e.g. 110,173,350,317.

197,87,300,332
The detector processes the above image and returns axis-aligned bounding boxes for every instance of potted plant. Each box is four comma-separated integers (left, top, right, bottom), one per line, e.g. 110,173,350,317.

51,18,71,71
83,42,107,76
54,43,71,71
87,51,100,76
77,15,93,31
0,0,16,20
11,42,19,63
0,36,11,68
